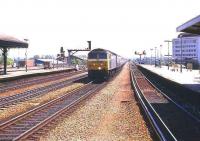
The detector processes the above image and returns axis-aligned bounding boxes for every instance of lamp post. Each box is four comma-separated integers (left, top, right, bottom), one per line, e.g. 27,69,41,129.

155,47,157,67
25,49,27,72
57,56,59,69
63,57,64,69
52,56,54,69
150,48,153,65
53,56,55,69
160,45,162,68
2,48,8,75
178,34,184,73
164,40,172,70
24,39,29,72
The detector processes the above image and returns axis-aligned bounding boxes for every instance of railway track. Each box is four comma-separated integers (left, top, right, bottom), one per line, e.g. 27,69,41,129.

0,73,88,109
130,63,200,141
139,67,200,119
0,81,106,140
0,70,86,93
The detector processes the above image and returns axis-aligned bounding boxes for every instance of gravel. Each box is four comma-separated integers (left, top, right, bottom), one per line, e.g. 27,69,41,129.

0,73,86,98
39,64,153,141
0,83,84,121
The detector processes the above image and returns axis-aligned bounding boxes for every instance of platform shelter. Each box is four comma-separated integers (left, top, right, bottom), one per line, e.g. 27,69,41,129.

0,34,28,74
177,15,200,35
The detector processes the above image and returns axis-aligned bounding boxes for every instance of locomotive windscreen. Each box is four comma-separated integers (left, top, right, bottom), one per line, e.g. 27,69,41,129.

88,52,107,59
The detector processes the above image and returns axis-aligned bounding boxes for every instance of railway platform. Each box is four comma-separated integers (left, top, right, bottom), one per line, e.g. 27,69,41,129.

0,67,75,82
139,64,200,93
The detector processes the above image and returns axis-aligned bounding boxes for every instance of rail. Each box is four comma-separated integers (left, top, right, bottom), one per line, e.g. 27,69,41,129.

130,64,177,141
144,73,200,123
0,81,106,140
0,74,88,108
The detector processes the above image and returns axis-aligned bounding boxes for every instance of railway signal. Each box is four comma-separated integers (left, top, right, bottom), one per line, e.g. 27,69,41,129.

135,50,146,64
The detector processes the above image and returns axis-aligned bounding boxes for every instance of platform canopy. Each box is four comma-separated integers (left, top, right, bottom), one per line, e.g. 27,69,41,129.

177,15,200,35
0,34,28,74
0,34,28,48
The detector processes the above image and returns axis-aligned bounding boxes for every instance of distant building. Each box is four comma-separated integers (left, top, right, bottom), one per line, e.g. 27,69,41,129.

172,34,200,67
16,59,35,67
35,59,66,69
135,56,171,66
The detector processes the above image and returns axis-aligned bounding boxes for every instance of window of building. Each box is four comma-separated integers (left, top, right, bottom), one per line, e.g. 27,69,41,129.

175,41,179,44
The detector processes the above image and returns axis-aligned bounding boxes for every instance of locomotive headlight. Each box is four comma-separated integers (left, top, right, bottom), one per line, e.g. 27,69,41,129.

98,67,102,70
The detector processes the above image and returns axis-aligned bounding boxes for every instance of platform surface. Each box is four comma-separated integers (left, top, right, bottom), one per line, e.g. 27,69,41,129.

140,65,200,92
0,67,74,80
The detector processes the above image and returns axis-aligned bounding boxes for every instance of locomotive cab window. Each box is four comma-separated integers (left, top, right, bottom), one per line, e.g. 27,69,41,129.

88,53,97,59
98,53,107,59
88,52,107,59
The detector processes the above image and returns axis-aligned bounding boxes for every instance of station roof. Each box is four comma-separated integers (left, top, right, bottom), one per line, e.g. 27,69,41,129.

177,15,200,35
0,34,28,48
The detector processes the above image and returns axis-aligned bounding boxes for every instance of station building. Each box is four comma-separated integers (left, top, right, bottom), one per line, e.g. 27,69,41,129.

172,34,200,65
173,15,200,68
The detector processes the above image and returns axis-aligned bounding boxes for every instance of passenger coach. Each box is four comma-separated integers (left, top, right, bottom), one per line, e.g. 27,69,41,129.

87,48,126,79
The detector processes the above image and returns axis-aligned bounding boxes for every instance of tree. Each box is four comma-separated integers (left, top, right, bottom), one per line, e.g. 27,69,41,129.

0,56,3,64
7,58,14,65
0,57,13,65
33,55,40,59
45,55,52,59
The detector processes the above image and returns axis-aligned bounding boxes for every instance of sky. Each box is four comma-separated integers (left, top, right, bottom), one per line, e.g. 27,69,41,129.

0,0,200,59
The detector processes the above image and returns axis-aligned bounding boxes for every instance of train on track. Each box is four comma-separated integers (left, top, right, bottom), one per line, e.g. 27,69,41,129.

87,48,126,79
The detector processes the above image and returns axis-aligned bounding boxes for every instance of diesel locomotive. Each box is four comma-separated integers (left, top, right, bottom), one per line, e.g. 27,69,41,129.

87,48,126,79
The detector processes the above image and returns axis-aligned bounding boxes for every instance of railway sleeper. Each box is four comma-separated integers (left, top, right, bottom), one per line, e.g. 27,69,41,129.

9,126,30,130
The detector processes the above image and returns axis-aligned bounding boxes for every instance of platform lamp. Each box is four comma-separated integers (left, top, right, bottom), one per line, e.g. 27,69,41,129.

164,40,172,70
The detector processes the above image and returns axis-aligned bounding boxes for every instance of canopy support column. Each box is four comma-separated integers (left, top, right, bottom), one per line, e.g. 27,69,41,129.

2,48,8,75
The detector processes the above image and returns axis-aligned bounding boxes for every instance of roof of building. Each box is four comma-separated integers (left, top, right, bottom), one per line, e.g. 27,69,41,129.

177,33,200,38
36,59,54,62
35,59,64,64
0,34,28,48
177,15,200,35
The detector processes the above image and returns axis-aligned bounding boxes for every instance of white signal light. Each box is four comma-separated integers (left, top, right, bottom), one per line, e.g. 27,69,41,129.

98,67,102,70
